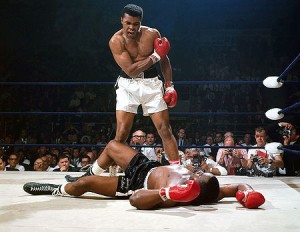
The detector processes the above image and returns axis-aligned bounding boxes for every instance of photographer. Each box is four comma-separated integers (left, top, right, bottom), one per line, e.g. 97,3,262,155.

247,127,284,177
183,148,227,176
278,122,300,176
216,136,248,175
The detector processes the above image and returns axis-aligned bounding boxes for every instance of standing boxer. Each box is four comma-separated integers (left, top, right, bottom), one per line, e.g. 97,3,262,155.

65,4,179,182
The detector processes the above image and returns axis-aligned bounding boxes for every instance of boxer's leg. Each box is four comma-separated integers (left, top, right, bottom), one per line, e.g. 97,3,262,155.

23,176,120,197
150,110,179,162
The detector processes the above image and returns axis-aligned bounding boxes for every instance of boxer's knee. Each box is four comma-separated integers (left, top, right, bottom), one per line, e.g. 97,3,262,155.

106,140,121,154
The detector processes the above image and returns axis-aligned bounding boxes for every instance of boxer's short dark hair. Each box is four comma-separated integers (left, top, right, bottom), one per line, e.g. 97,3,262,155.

122,4,143,20
191,175,220,206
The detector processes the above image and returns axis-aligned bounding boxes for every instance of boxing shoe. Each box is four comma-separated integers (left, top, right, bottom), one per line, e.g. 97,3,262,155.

23,182,62,196
65,172,90,182
65,165,93,182
79,163,93,172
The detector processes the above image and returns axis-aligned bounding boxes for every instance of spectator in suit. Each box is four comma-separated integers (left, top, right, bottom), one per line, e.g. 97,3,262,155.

176,128,190,151
53,154,79,172
203,135,215,160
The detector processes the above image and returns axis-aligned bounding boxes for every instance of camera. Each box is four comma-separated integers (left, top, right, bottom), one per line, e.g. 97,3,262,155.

192,154,201,170
261,169,273,177
192,154,205,171
279,127,291,137
226,148,233,154
234,167,248,176
252,154,259,163
250,153,274,177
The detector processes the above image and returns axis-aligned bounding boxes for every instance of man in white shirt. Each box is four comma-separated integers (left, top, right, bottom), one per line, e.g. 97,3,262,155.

141,132,157,161
247,127,284,176
6,153,25,171
130,130,146,151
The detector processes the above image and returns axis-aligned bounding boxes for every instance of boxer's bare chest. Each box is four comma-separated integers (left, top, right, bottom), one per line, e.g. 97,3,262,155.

124,35,153,61
149,166,192,189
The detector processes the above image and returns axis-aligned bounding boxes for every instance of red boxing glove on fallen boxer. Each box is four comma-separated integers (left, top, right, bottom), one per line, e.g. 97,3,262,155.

163,81,178,108
236,190,265,209
149,37,170,64
159,180,200,202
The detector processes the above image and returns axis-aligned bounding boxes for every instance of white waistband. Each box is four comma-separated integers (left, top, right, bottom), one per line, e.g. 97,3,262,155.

143,167,158,190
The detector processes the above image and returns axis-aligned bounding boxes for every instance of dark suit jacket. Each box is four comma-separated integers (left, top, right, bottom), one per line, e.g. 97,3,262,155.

283,137,300,176
53,166,80,172
177,139,191,151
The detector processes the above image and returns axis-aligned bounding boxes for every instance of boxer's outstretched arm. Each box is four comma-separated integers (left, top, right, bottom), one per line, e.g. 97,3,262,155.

217,183,265,209
217,183,251,201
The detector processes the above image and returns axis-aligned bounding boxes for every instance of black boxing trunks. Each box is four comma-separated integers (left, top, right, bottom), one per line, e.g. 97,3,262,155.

115,153,162,197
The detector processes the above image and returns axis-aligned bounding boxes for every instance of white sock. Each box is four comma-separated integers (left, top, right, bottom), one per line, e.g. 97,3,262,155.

60,183,69,195
91,161,105,176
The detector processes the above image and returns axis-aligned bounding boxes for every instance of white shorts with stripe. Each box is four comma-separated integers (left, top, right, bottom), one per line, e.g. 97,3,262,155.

116,76,167,116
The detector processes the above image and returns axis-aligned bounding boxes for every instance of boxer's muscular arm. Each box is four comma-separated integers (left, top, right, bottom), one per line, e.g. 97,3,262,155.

154,28,172,82
129,189,177,210
217,184,265,209
109,34,156,77
160,55,172,83
217,183,254,201
109,37,153,77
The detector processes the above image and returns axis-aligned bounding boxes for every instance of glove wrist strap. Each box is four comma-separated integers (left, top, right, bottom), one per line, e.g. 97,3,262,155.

164,81,174,89
159,188,169,201
149,52,161,64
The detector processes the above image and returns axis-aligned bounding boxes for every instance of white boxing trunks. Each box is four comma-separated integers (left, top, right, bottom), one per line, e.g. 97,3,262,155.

116,76,168,116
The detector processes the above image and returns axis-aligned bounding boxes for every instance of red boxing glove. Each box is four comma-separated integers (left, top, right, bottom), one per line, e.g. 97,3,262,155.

163,81,178,108
149,37,170,64
236,190,265,209
159,180,200,202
